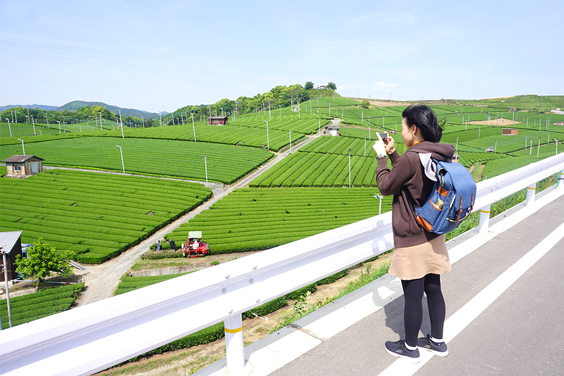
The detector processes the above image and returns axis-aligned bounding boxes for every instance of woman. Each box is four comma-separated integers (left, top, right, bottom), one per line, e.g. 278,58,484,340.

373,105,454,363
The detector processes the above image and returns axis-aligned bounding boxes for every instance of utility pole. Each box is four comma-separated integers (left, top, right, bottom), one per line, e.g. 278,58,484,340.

289,131,292,153
118,110,124,139
264,120,269,151
5,119,12,137
18,138,25,155
191,113,196,142
348,149,352,188
116,145,125,174
202,155,208,184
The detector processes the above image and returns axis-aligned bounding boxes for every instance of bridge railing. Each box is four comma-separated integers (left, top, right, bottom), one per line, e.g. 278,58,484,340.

1,153,563,376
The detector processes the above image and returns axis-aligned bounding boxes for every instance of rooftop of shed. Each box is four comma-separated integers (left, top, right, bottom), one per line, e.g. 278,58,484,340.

2,155,44,163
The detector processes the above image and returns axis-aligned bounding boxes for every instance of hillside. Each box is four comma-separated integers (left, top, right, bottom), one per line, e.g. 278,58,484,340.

0,104,58,112
57,100,159,119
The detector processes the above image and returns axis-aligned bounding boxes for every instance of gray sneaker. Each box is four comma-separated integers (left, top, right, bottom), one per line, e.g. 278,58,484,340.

384,340,421,363
417,334,449,357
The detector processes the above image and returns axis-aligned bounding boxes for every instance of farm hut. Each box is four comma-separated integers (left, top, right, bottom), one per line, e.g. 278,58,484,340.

502,128,518,136
0,231,23,283
208,116,228,126
325,125,340,136
3,155,44,178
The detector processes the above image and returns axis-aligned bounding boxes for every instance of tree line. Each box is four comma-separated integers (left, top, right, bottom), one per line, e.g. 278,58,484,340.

1,81,338,128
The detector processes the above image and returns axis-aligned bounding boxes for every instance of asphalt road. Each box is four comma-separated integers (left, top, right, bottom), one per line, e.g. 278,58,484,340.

268,190,564,376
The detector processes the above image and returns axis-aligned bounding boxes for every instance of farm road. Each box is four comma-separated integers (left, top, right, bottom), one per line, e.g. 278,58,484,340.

76,120,338,307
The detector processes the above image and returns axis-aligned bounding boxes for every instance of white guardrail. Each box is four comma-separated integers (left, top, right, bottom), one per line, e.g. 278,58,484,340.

1,153,563,376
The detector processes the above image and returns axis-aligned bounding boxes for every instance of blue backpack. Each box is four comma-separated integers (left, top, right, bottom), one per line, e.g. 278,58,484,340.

405,157,477,235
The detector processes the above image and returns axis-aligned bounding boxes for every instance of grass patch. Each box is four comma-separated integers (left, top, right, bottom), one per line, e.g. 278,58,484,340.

271,261,390,334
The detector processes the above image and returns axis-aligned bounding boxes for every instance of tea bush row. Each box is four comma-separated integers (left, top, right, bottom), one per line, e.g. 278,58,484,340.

0,283,84,329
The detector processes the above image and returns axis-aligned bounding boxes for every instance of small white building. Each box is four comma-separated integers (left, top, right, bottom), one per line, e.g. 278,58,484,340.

3,155,44,178
325,125,340,136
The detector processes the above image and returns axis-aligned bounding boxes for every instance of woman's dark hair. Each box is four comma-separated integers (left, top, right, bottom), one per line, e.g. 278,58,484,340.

402,105,443,142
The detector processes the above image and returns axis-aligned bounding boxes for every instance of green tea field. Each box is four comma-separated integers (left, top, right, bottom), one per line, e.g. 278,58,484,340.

0,137,272,184
0,169,211,263
166,187,391,253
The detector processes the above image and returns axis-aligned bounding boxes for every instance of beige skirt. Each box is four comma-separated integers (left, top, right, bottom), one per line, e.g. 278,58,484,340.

389,234,451,281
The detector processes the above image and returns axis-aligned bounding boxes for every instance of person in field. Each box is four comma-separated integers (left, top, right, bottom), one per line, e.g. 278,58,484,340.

373,105,454,363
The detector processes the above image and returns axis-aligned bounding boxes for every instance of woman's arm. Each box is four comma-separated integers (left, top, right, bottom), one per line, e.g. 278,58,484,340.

388,150,400,167
376,153,413,196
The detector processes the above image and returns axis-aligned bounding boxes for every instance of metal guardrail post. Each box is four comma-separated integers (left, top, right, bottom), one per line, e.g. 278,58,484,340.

478,205,491,233
225,313,245,375
558,171,563,188
526,183,537,206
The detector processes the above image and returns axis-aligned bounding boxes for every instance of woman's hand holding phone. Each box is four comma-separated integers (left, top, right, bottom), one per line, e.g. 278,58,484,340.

373,133,387,158
382,132,395,154
373,132,395,157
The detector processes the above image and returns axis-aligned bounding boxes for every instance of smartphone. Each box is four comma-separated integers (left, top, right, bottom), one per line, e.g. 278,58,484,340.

379,133,388,144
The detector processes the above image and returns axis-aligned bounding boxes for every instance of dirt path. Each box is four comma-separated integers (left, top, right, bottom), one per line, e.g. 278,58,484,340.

76,127,331,306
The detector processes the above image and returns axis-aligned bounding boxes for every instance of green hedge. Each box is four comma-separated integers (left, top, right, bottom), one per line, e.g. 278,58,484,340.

0,283,84,329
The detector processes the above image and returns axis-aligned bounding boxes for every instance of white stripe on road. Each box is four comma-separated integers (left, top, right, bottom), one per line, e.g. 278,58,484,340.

377,220,564,376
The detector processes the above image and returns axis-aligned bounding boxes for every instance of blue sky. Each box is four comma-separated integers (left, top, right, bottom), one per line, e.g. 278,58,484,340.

1,0,562,113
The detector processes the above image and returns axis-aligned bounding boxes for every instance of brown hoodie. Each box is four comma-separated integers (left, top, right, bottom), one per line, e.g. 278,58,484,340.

376,142,455,248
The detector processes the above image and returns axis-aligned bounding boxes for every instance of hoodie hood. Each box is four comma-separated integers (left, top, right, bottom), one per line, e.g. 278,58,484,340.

407,142,455,162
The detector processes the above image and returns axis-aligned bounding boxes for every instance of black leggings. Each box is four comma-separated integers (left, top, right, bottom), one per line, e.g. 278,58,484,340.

401,274,446,347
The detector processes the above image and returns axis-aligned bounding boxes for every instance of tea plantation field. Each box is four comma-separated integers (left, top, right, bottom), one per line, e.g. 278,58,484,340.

3,100,563,264
0,170,211,263
0,284,84,329
166,187,391,253
0,136,272,184
230,117,330,134
249,152,381,188
0,122,64,138
112,123,304,151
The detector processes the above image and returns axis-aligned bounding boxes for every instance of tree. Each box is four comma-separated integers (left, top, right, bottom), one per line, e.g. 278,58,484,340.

361,99,370,109
327,82,337,90
15,239,74,286
304,81,314,90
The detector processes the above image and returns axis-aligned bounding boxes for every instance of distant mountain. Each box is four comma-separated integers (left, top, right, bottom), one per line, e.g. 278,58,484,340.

57,100,159,119
0,104,58,112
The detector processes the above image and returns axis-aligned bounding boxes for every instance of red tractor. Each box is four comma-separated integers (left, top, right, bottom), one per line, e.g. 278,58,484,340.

182,231,210,257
